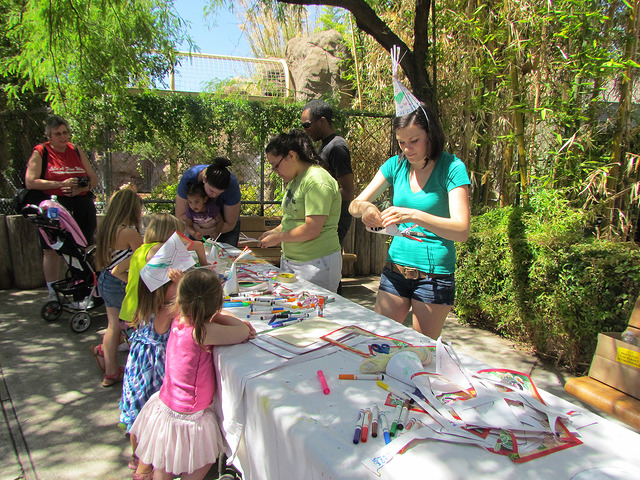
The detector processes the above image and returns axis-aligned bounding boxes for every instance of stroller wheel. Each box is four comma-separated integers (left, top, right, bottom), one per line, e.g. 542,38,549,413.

70,312,91,333
41,301,63,321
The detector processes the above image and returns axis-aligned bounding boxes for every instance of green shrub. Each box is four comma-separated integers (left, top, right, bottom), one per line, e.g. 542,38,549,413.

144,183,177,214
455,188,640,373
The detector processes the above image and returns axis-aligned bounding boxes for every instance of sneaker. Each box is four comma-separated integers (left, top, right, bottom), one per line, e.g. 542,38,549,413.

46,290,58,303
68,296,94,310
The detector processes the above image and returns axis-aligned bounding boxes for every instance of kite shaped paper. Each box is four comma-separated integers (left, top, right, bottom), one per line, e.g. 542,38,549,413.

366,224,424,242
223,246,253,295
140,232,196,292
392,45,422,117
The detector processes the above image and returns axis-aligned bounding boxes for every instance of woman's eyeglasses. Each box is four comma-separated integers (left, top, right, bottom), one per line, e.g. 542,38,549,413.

272,155,286,171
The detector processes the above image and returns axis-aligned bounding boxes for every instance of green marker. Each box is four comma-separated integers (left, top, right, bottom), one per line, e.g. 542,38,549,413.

389,402,403,436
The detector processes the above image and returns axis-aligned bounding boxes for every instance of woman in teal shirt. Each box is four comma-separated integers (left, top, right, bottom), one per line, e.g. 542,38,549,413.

350,103,470,339
259,130,342,292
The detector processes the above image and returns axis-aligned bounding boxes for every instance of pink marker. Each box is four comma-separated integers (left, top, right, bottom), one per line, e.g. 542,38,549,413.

317,370,330,394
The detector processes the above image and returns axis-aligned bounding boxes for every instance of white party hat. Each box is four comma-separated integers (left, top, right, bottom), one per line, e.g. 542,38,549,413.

391,45,422,117
385,350,424,385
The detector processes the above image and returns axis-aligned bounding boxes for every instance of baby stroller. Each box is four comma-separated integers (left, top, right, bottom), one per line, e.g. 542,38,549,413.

22,198,103,333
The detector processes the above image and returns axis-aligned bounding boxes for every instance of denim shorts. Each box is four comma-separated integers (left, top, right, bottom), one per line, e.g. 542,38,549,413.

378,266,455,305
98,270,127,309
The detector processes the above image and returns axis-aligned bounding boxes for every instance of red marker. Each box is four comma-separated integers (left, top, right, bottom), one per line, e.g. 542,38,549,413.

361,407,372,442
317,370,330,394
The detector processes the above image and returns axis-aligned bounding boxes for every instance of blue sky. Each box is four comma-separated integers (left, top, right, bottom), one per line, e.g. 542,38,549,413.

174,1,252,57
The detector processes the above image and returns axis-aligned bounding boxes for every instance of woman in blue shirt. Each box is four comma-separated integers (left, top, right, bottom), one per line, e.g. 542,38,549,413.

175,157,241,246
349,103,470,339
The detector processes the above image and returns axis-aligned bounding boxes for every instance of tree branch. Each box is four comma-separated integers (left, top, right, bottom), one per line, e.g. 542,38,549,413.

276,0,434,102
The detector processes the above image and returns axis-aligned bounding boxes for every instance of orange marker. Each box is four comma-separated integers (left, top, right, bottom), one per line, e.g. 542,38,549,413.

339,374,384,381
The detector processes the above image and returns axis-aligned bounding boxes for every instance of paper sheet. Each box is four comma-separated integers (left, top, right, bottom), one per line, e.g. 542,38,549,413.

140,232,195,291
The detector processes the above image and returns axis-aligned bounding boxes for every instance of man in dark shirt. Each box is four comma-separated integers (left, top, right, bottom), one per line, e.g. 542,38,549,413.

301,99,354,246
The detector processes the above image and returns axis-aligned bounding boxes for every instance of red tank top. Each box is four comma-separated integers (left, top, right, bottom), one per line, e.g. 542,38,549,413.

36,142,88,196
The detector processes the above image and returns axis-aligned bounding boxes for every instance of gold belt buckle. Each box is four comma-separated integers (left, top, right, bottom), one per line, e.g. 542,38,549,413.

403,267,419,280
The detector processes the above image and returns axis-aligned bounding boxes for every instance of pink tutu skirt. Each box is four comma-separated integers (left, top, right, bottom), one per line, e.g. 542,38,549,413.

131,392,225,475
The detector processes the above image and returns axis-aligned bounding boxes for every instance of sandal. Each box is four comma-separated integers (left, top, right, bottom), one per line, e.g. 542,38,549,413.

132,469,154,480
102,366,125,388
90,344,105,372
128,455,139,470
132,471,153,480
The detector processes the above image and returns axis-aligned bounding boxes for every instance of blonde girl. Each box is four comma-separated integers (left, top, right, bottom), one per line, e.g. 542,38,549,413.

92,188,143,388
131,269,255,480
116,213,184,477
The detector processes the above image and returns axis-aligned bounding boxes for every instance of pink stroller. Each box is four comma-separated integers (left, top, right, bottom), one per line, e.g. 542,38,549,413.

22,198,102,333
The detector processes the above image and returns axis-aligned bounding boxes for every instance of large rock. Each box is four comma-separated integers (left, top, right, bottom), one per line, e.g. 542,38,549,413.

286,30,354,107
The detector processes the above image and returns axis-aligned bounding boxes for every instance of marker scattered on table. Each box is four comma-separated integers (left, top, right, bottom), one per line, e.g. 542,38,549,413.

398,399,410,430
390,402,403,437
339,374,384,381
317,370,330,395
376,380,411,402
371,404,379,438
270,317,305,328
361,407,372,443
353,409,365,444
379,411,391,444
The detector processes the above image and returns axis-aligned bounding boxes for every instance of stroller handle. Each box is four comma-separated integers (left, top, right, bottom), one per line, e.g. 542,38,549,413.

21,204,45,217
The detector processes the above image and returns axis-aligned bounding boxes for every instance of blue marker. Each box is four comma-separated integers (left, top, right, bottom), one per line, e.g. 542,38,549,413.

379,411,391,444
270,317,304,328
223,301,250,308
353,408,365,444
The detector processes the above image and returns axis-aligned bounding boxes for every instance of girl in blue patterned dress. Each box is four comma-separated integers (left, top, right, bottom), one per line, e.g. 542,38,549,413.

118,214,186,480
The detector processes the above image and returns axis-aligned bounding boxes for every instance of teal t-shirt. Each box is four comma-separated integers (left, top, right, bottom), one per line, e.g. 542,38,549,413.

380,152,470,274
281,165,341,262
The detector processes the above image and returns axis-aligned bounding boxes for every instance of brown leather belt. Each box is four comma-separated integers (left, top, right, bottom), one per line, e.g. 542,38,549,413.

385,262,450,280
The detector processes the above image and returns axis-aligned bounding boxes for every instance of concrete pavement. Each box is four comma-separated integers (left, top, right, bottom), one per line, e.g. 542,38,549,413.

1,277,637,479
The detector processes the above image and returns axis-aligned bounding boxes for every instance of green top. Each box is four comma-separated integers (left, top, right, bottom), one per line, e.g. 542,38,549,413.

119,242,159,323
380,152,470,274
281,165,341,262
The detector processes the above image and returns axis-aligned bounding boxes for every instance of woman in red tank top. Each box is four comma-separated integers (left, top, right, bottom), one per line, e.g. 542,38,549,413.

24,115,99,301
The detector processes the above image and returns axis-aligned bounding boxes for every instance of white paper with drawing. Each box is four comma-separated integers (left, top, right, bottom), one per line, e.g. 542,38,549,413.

140,232,195,292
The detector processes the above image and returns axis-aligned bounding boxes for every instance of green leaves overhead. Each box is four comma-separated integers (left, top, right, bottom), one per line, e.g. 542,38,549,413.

1,0,191,113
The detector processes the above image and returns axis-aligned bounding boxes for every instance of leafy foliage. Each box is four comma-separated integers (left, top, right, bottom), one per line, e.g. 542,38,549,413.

456,188,640,373
1,0,190,115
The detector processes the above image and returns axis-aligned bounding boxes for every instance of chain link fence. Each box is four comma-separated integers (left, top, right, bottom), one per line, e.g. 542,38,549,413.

0,108,393,216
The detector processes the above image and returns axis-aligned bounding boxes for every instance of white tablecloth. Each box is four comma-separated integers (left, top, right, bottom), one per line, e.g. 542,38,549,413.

213,252,640,480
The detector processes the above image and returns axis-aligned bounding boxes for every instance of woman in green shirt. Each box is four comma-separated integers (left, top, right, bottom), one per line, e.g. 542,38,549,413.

259,130,342,292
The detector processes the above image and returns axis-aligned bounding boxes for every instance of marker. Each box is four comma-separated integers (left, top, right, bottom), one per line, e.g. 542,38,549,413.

379,411,391,444
403,417,418,432
223,301,251,307
268,313,292,324
318,297,324,317
389,402,403,437
339,374,384,381
361,408,371,442
317,370,330,395
398,399,410,430
376,380,411,402
353,409,365,444
270,317,305,328
371,404,379,438
250,314,285,321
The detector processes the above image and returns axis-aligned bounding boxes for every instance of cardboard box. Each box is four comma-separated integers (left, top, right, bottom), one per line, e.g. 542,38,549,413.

587,295,640,399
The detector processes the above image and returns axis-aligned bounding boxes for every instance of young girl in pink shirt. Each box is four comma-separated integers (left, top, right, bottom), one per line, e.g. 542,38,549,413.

130,269,255,480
